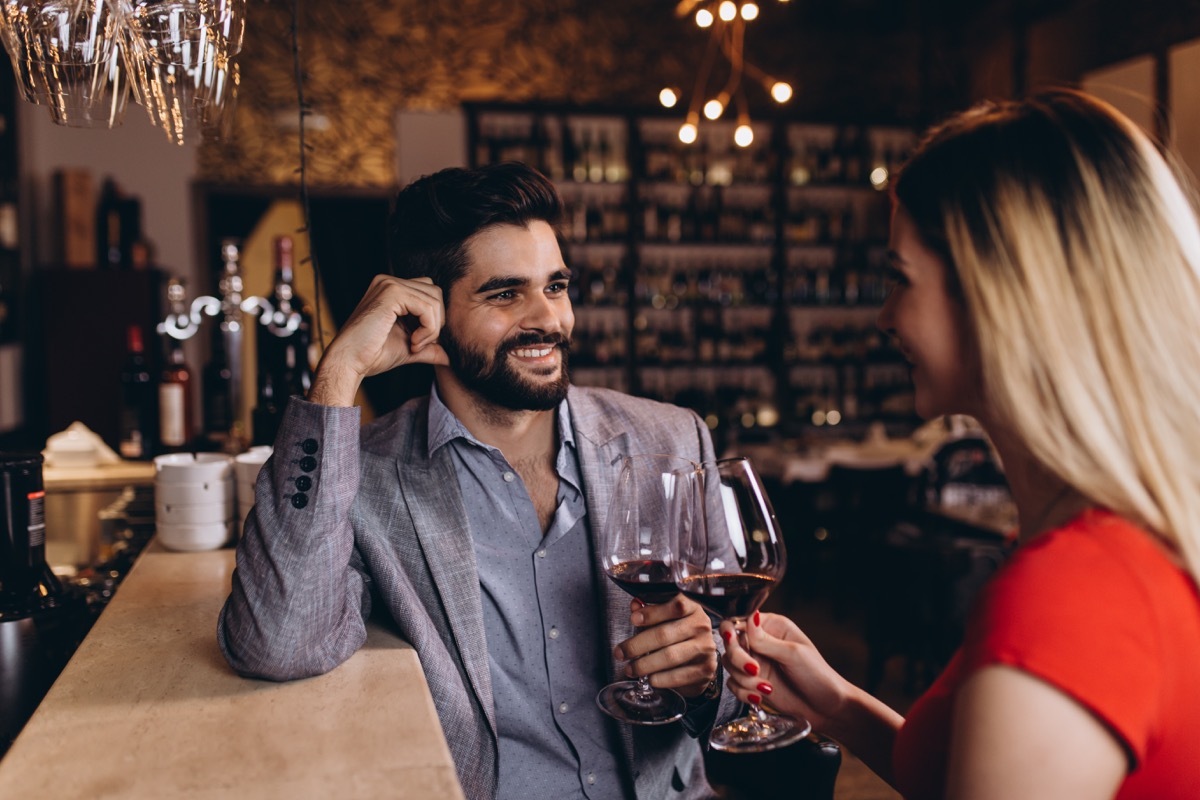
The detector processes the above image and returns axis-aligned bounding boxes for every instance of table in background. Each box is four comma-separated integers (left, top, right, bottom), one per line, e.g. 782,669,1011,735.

0,545,464,799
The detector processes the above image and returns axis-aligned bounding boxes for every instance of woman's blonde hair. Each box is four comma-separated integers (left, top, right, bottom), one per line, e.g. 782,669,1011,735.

894,88,1200,581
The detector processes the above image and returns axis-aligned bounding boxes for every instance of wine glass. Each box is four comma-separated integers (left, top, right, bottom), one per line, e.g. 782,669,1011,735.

675,456,811,752
596,453,700,725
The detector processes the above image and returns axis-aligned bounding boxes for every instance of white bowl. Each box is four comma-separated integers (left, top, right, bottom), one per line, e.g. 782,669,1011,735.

157,521,232,552
235,448,271,483
154,453,234,484
156,498,234,525
154,477,233,505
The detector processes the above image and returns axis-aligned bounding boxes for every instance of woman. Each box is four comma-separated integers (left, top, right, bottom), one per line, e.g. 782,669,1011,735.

721,89,1200,799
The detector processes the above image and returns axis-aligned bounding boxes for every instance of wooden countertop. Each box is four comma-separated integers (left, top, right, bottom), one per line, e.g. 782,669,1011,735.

0,545,465,799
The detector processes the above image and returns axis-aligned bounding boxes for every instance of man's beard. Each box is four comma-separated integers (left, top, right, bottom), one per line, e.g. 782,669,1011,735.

439,328,572,411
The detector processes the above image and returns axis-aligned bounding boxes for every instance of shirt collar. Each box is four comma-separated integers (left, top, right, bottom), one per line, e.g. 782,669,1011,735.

426,383,576,459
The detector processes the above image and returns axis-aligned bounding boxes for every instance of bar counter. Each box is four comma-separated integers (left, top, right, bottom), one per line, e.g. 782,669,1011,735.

0,544,465,799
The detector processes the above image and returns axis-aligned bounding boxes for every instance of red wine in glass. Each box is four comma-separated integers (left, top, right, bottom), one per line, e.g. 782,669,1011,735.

675,456,811,752
678,572,777,620
596,454,699,726
607,559,680,606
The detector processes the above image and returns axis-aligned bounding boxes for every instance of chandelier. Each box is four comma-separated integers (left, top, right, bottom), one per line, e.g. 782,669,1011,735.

0,0,245,144
664,0,793,148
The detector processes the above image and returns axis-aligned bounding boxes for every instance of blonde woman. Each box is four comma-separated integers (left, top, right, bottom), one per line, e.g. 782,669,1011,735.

721,89,1200,799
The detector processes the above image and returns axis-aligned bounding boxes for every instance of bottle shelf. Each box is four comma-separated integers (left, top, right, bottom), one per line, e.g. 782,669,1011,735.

467,102,918,440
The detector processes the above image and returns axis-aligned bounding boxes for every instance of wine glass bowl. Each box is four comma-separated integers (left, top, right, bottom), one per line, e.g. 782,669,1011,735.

675,456,811,752
596,453,700,726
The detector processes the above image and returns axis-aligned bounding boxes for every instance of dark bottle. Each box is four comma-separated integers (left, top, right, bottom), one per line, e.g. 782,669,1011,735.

159,338,194,452
202,329,234,444
118,324,157,460
253,235,313,445
95,178,142,269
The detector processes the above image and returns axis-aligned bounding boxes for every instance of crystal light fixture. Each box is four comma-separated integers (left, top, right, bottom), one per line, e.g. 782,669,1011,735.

0,0,246,144
667,0,793,148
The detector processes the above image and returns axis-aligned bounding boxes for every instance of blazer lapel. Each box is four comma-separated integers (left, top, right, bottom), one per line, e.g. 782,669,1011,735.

571,390,640,769
399,450,497,739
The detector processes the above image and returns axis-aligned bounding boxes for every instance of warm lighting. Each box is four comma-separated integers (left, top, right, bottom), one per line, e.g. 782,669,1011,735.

659,87,679,108
827,409,842,426
870,166,890,190
671,1,794,149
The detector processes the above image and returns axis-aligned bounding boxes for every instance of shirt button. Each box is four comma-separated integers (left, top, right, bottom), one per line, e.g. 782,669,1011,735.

536,549,547,559
502,471,515,482
558,702,569,714
300,438,319,454
587,773,596,785
298,456,317,473
294,475,313,492
548,627,559,639
291,493,309,509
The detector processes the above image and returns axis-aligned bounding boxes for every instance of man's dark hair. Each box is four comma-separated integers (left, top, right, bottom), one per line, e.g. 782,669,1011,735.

388,162,564,292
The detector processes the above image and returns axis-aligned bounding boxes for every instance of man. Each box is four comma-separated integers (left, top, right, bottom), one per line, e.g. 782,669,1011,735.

218,162,737,799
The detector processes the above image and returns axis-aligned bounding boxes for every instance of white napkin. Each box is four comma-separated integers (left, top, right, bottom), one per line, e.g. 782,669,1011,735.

43,421,122,468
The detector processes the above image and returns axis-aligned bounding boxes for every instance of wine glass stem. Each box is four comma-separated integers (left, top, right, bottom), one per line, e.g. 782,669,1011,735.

632,676,656,700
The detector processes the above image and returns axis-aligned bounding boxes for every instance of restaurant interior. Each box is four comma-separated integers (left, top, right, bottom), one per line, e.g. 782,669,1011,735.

0,1,1198,798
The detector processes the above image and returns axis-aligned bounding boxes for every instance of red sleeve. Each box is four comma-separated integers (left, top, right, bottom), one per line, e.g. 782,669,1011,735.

960,518,1163,763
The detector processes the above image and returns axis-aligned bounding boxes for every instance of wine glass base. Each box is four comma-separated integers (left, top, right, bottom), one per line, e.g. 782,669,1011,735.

708,712,812,753
596,681,687,726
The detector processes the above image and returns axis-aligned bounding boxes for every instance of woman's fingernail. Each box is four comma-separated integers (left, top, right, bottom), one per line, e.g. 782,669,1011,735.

753,611,761,627
745,662,759,677
757,682,773,695
748,693,762,705
632,599,645,610
631,613,644,625
721,630,732,643
613,647,624,661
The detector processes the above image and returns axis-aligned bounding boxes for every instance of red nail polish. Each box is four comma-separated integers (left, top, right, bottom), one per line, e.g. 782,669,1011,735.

757,682,773,695
753,611,761,627
748,693,762,705
721,629,732,643
745,662,759,677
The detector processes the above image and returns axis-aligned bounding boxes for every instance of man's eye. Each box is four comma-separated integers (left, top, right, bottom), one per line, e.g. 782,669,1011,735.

882,267,908,288
488,290,516,301
547,282,568,294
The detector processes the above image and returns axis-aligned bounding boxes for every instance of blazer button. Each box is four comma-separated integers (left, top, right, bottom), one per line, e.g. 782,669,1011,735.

295,475,313,492
291,493,309,509
299,456,317,473
301,438,319,454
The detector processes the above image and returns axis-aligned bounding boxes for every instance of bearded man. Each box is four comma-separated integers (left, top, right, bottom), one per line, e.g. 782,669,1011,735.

218,163,736,800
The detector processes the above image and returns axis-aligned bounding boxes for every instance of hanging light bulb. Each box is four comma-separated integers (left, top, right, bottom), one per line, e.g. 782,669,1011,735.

734,123,754,147
741,3,760,20
704,99,725,120
696,8,714,27
659,87,679,108
679,121,699,144
718,1,738,22
771,81,793,103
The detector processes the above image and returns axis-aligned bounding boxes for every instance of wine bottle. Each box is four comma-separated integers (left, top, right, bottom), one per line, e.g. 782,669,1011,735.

253,235,314,445
118,324,157,460
159,338,194,452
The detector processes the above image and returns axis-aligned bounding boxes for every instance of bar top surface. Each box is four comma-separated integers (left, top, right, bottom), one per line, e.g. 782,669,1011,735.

0,545,465,799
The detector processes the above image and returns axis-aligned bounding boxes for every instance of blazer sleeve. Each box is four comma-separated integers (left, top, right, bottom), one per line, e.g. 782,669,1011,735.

217,398,372,680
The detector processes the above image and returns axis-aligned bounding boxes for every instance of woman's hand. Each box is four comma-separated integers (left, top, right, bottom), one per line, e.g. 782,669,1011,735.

719,612,854,732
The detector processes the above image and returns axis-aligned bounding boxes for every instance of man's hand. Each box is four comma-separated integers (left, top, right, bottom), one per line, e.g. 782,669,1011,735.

309,275,450,407
613,596,718,699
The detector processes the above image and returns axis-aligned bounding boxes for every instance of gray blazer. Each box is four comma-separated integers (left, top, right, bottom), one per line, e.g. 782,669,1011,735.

218,386,738,800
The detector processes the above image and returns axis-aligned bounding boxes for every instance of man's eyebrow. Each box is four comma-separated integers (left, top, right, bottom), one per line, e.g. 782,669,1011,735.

474,275,527,294
474,268,573,294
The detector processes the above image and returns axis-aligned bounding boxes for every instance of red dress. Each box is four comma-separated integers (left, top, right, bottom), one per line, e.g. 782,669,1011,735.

892,509,1200,799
